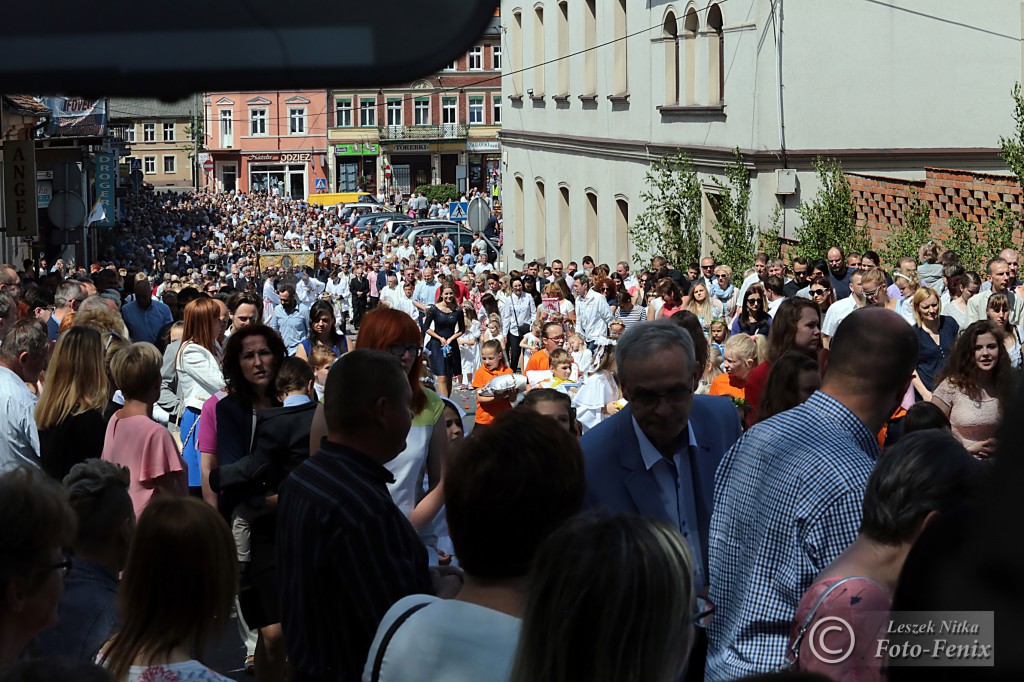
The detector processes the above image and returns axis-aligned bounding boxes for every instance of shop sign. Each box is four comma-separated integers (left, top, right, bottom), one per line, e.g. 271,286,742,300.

3,140,37,237
467,140,500,152
94,150,117,227
392,143,430,153
335,143,379,156
248,153,311,163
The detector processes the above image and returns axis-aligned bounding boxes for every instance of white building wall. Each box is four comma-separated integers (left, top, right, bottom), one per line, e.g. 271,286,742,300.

500,0,1024,268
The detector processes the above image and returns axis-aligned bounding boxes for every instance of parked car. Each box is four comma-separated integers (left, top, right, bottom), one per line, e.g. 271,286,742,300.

352,212,406,233
402,223,500,263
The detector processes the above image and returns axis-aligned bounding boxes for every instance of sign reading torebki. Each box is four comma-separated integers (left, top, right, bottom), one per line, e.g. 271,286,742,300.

392,143,430,153
248,153,312,163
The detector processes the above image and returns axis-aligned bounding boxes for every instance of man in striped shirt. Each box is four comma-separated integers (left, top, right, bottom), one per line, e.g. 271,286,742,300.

706,308,918,680
277,350,438,681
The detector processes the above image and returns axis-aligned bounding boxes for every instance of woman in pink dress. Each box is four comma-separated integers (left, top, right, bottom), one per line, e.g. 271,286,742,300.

103,342,187,517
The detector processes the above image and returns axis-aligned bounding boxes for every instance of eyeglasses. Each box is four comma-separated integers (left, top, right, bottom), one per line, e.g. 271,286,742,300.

37,553,73,580
809,288,827,297
716,274,729,279
862,285,883,299
104,331,123,352
629,385,693,409
387,343,420,358
545,334,566,343
693,595,715,629
745,298,761,305
701,265,715,270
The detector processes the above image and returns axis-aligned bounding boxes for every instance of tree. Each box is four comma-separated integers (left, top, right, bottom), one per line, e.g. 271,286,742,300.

414,183,460,205
791,157,869,262
629,153,703,269
757,205,784,261
709,148,757,274
983,202,1018,259
944,214,983,273
878,189,933,270
999,83,1024,190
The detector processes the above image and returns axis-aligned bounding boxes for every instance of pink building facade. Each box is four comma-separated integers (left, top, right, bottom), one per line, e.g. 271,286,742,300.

203,90,329,199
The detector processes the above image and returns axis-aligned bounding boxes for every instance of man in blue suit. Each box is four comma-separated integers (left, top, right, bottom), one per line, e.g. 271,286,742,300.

580,319,742,681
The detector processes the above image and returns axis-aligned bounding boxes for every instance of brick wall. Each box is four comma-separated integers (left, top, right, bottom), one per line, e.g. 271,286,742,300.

847,168,1023,248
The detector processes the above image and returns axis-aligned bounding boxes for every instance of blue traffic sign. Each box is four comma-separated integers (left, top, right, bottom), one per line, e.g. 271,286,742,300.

315,178,327,190
130,158,142,171
448,201,468,221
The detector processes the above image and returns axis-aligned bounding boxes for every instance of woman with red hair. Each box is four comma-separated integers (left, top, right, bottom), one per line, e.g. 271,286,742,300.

310,307,449,545
174,297,225,495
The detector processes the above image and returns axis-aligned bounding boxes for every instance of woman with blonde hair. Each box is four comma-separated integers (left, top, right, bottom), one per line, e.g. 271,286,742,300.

98,497,235,681
509,513,699,682
175,298,225,495
543,281,575,324
37,326,109,481
684,281,724,335
911,286,959,401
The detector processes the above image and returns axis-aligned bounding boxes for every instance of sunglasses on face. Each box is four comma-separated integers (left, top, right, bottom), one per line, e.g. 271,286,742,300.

810,288,827,296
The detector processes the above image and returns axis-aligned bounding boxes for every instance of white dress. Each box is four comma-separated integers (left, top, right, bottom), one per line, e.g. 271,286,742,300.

460,318,482,376
572,370,622,433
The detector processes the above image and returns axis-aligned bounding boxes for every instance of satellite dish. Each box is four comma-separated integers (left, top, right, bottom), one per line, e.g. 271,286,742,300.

48,192,87,229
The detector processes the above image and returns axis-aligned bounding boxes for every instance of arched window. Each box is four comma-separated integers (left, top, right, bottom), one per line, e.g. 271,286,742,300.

707,4,725,104
511,11,523,95
613,0,628,94
557,1,570,96
683,8,699,105
558,184,571,260
533,6,545,95
534,179,547,258
514,175,525,252
663,11,679,105
615,197,630,263
585,190,599,259
583,0,597,95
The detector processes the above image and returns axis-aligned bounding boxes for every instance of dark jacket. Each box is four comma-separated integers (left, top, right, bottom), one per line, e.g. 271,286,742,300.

209,401,317,498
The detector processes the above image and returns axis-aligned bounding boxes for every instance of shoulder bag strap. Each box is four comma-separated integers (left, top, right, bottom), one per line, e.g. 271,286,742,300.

786,576,871,664
370,601,430,682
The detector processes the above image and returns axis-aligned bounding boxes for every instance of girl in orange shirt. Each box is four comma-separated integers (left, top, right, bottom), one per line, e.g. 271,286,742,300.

709,334,760,400
472,339,516,430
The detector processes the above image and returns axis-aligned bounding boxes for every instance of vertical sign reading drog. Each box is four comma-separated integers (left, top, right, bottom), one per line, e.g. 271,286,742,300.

3,140,38,238
94,150,116,227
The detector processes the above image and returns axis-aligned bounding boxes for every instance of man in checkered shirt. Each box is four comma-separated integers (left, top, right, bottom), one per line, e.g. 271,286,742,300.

705,308,919,680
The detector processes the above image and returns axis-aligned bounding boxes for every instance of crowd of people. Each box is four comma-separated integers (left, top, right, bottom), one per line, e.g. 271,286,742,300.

0,186,1018,681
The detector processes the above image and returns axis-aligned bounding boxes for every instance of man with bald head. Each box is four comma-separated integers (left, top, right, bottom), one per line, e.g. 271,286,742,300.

706,308,918,679
121,278,173,344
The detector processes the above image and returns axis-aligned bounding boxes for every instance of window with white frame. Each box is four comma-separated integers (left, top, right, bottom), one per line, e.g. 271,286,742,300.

414,98,430,125
468,97,484,124
468,45,483,70
126,125,136,143
143,123,155,142
359,98,376,127
446,58,459,70
220,109,233,147
288,107,306,134
163,155,176,174
250,108,267,135
386,99,402,127
442,97,457,124
493,45,502,70
143,156,156,174
492,96,502,124
335,98,352,127
163,122,174,141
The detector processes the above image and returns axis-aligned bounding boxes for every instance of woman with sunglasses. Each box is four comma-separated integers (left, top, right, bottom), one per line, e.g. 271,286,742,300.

806,276,835,315
710,265,737,317
732,284,772,336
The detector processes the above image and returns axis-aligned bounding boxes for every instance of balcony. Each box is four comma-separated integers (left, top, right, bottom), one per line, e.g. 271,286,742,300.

378,124,469,141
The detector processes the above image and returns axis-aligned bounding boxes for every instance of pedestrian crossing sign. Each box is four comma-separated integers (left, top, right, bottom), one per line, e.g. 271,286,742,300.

449,201,468,221
315,178,327,190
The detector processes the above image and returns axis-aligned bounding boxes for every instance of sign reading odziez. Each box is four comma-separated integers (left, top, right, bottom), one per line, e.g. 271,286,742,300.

3,141,38,238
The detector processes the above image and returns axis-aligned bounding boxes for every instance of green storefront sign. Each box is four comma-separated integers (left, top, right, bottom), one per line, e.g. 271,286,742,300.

335,143,379,156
